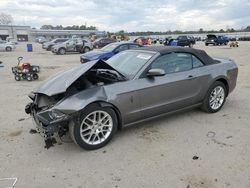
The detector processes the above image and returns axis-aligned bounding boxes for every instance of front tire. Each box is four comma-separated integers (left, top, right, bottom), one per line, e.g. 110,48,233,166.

201,81,226,113
58,48,66,55
70,104,118,150
84,47,90,53
6,47,12,51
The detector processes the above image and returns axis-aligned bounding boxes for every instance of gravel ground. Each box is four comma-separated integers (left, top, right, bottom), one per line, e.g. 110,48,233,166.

0,42,249,188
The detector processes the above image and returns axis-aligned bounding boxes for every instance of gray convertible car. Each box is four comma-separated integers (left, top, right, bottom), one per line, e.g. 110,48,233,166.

25,46,238,150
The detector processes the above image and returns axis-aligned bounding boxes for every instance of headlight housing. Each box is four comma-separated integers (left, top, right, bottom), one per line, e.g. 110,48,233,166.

48,109,67,120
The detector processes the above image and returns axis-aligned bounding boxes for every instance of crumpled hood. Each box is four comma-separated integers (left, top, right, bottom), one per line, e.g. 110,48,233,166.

33,60,119,96
80,50,110,60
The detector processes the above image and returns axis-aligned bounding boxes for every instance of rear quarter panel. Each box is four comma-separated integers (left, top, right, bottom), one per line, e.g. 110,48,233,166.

199,58,238,99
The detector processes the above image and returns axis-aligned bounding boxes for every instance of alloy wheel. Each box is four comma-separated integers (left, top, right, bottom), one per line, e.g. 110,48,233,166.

209,86,225,110
80,110,113,145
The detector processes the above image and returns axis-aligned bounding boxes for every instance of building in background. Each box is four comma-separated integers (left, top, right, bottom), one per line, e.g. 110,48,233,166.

0,25,106,41
0,25,30,41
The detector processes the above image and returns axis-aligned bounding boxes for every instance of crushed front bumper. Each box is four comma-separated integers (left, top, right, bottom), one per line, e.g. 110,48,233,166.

25,103,70,139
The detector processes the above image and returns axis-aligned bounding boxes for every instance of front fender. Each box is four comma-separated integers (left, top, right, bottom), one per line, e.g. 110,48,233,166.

54,86,108,114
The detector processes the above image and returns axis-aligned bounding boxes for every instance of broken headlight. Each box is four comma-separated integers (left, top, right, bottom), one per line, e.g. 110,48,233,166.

48,109,67,120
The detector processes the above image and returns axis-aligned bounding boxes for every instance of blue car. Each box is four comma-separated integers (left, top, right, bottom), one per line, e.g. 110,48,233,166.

205,34,229,46
80,42,142,63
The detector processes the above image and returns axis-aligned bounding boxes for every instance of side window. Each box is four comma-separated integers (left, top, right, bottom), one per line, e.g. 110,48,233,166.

129,44,140,49
192,55,204,68
151,53,192,74
117,45,129,52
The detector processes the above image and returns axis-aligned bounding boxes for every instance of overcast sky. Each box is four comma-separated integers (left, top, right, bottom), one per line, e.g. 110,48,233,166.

0,0,250,32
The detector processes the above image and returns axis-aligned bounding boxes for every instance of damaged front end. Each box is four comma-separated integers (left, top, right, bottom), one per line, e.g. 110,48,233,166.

25,92,72,146
25,59,126,148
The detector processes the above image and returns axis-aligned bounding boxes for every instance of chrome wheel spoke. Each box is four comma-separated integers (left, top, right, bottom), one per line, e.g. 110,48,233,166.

209,86,225,110
80,110,113,145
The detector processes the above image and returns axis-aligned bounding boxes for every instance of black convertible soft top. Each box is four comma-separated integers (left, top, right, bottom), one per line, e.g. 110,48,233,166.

135,46,215,65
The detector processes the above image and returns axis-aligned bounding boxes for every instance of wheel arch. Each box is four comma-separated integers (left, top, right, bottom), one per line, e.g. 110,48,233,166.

215,77,229,96
83,101,123,130
211,76,229,97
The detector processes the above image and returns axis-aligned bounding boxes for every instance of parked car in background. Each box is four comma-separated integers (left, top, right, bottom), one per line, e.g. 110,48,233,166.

134,37,152,45
93,38,116,48
0,40,15,51
205,34,229,46
51,38,93,55
168,36,196,47
6,37,18,45
36,37,50,44
80,42,142,63
25,46,238,150
42,38,68,51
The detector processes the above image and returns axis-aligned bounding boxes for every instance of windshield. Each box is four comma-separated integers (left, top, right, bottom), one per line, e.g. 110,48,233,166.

101,43,119,52
107,51,153,79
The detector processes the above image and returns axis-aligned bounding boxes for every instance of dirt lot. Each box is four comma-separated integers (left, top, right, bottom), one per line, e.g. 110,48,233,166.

0,42,249,188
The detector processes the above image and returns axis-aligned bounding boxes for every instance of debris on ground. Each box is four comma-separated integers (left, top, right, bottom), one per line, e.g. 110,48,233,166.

192,156,199,160
29,129,37,134
18,118,25,121
44,138,57,149
206,131,216,138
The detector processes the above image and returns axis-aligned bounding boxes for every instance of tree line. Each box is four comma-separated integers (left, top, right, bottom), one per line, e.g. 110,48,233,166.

114,26,250,36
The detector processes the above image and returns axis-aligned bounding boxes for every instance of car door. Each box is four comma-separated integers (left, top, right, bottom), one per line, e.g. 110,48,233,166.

137,52,205,119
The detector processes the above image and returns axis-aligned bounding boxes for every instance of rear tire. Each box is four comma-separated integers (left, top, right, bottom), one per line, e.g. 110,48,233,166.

70,104,118,150
27,75,32,81
33,73,39,80
201,81,227,113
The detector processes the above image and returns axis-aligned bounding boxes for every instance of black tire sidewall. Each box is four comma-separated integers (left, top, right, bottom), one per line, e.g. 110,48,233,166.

59,48,65,55
203,81,227,113
33,73,39,80
6,47,11,51
84,47,90,53
72,104,118,150
27,76,32,81
15,75,21,81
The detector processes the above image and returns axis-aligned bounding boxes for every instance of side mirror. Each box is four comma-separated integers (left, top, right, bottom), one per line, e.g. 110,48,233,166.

147,68,165,77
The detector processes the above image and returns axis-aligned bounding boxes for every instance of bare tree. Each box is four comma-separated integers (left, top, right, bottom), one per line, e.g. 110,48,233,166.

0,13,14,25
